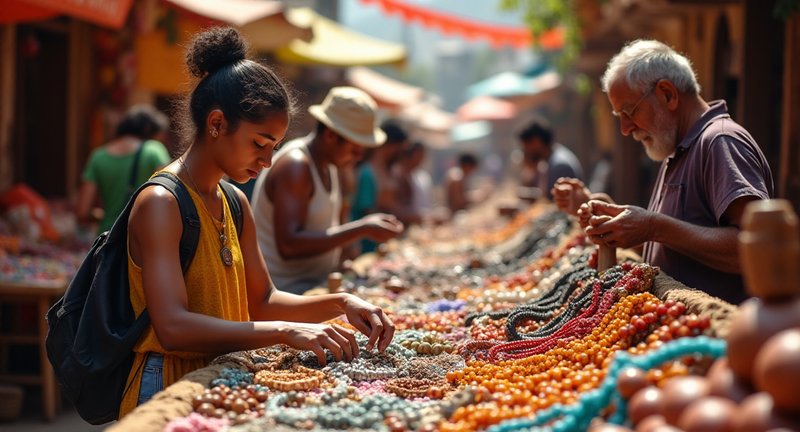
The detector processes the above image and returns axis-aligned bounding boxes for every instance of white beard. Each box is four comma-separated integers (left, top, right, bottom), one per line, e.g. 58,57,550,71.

640,108,677,162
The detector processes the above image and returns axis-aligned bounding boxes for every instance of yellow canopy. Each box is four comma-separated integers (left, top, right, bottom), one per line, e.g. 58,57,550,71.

163,0,312,51
275,8,407,67
136,0,312,94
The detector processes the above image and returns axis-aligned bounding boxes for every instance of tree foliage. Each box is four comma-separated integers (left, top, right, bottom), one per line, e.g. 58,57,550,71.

502,0,799,69
499,0,582,68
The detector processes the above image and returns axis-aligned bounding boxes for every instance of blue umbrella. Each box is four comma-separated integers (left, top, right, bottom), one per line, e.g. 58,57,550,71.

467,64,559,99
450,120,492,143
467,68,562,102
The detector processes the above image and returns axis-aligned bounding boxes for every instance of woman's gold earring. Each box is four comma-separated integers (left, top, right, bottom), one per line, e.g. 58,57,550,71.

210,129,219,138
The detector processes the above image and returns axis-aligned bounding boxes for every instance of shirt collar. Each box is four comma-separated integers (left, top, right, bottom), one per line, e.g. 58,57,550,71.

676,100,730,153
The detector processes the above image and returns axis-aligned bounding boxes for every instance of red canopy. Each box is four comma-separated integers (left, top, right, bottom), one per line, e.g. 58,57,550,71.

360,0,563,50
1,1,55,24
4,0,134,29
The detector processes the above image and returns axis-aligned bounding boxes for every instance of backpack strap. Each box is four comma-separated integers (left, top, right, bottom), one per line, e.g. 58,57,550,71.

126,141,145,197
131,173,240,273
219,180,244,238
147,172,201,274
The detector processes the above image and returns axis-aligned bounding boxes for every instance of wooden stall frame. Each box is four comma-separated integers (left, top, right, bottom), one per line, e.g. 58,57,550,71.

0,279,67,421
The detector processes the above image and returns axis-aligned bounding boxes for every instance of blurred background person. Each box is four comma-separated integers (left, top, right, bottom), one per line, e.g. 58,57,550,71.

391,141,434,225
75,104,171,234
351,120,409,252
517,115,583,202
445,153,482,214
406,142,434,216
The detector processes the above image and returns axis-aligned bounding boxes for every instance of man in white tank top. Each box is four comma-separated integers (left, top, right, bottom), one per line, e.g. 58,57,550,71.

252,87,404,294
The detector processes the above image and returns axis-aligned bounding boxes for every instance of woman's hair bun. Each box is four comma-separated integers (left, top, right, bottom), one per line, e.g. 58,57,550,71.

185,27,248,78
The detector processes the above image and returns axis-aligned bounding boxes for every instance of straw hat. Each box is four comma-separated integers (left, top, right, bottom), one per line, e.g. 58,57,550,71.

309,87,386,148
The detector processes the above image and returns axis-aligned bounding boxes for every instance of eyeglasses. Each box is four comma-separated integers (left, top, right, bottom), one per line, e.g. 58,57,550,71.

611,86,654,120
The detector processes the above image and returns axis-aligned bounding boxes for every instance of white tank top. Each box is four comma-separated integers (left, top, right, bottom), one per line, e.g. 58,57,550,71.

251,137,341,293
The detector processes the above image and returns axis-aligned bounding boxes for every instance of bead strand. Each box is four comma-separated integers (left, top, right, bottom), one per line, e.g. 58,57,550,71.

486,336,726,432
443,292,662,430
491,264,659,360
490,280,606,360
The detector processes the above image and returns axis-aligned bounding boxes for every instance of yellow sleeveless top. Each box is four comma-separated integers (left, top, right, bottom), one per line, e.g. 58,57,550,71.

119,179,248,418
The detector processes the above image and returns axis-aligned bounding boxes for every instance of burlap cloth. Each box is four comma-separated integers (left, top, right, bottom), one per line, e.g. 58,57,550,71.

107,362,236,432
109,265,737,431
616,248,736,338
651,272,736,338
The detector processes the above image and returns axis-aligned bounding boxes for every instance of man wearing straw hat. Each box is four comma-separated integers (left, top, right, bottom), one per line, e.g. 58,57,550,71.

252,87,404,294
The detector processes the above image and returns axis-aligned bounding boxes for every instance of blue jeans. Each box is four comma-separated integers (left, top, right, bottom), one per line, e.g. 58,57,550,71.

137,352,163,406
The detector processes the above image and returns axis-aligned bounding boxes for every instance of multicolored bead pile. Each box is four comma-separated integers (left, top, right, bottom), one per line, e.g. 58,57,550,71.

160,205,730,431
0,237,89,283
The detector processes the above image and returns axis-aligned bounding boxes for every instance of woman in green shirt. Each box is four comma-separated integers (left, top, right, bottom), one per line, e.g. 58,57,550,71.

76,105,171,233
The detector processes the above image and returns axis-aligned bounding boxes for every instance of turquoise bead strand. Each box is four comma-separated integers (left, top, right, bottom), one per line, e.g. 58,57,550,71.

487,336,726,432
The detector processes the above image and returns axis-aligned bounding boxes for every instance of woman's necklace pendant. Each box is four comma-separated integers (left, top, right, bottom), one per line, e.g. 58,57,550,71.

220,246,234,266
178,158,233,267
218,226,231,266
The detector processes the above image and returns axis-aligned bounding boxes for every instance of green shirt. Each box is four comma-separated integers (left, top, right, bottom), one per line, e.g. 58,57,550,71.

351,164,378,253
82,140,171,232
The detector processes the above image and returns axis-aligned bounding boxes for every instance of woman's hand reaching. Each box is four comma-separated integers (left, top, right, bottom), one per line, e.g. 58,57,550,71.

340,294,396,353
279,322,359,366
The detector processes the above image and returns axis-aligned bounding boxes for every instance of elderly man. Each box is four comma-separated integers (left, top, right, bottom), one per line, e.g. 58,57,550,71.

553,40,773,304
251,87,404,294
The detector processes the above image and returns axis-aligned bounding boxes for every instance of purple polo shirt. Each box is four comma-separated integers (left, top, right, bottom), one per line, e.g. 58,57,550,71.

642,100,774,304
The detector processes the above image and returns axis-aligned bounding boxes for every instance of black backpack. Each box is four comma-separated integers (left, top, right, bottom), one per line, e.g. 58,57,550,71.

45,172,243,424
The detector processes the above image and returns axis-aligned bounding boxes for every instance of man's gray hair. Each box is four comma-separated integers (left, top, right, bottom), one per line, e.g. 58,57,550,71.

601,39,701,95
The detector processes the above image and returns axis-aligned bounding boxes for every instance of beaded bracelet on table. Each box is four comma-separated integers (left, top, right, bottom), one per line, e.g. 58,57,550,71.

254,366,326,392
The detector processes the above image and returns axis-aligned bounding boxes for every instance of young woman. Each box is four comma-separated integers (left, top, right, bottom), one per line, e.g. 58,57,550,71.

120,27,395,417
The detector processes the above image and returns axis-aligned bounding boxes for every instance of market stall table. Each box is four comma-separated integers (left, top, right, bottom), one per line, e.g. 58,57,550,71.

108,206,739,431
0,278,67,421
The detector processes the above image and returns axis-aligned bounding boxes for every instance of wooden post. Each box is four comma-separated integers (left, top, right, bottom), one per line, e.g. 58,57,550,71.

66,20,93,203
327,272,343,293
597,245,616,272
0,25,16,193
780,14,800,215
739,199,800,300
740,0,784,176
